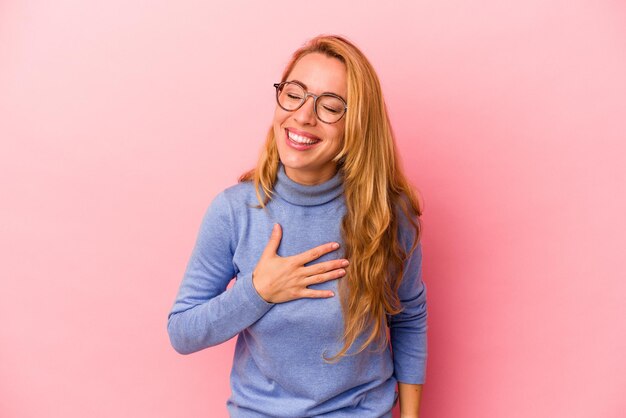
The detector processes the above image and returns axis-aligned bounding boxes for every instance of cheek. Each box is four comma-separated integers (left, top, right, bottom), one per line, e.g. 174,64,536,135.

273,107,289,128
272,113,283,137
330,126,345,148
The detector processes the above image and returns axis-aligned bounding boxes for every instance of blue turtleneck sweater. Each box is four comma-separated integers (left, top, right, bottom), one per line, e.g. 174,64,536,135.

167,166,427,417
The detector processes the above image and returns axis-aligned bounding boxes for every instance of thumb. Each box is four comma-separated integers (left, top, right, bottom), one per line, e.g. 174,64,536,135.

262,223,282,257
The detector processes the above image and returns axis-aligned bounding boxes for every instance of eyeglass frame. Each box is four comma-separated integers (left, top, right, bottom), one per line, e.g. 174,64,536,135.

273,81,348,124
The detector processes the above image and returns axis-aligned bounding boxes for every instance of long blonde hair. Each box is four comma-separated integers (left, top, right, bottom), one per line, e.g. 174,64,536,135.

240,35,422,361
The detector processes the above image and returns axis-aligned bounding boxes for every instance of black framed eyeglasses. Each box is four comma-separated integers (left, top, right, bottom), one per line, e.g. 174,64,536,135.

273,81,347,124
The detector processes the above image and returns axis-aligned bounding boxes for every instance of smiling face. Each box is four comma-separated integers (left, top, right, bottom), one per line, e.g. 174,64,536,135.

273,52,347,185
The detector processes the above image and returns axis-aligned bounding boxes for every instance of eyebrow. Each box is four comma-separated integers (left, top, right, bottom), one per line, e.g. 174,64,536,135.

288,79,347,102
289,79,309,90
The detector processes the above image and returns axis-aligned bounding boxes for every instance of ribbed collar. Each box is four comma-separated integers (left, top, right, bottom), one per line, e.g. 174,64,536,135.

274,164,344,206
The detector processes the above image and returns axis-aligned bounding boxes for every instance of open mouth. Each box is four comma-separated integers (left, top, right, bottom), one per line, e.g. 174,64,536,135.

286,129,321,147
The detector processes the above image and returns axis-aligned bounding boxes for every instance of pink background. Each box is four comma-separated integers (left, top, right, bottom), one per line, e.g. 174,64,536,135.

1,1,625,417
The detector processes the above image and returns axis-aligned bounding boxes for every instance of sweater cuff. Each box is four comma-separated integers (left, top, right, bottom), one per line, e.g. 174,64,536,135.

395,360,427,385
237,271,275,314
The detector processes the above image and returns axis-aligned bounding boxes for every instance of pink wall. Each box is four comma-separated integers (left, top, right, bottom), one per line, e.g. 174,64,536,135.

1,1,625,417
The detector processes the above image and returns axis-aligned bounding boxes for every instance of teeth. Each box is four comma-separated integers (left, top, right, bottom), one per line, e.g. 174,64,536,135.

288,131,319,145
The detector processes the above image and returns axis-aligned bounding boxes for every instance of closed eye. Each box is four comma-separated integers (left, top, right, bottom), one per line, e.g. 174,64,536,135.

322,105,341,114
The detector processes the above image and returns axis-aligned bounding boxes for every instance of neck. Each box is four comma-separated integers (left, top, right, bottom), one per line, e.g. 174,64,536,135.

274,163,343,207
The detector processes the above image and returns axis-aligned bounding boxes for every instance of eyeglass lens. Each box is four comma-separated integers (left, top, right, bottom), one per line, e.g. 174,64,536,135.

276,82,345,123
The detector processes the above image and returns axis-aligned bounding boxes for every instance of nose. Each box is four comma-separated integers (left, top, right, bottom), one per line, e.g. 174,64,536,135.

293,95,317,126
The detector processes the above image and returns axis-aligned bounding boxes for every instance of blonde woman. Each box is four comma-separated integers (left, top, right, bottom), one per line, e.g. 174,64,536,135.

168,35,427,417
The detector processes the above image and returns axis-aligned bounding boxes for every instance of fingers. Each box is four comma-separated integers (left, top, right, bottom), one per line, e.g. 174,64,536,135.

306,264,347,284
255,227,347,303
300,258,349,278
295,241,340,264
261,223,282,258
300,288,336,299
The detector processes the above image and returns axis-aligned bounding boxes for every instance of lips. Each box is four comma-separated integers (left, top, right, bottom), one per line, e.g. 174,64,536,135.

285,128,321,150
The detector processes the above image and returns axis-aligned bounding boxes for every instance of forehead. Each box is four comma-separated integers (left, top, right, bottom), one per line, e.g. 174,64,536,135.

286,52,347,96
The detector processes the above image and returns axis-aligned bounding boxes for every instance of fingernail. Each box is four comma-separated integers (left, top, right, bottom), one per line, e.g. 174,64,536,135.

332,243,340,249
341,260,349,267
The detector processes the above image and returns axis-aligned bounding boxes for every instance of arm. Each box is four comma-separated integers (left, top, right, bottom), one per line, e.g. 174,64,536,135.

167,191,274,354
389,238,428,416
398,382,423,418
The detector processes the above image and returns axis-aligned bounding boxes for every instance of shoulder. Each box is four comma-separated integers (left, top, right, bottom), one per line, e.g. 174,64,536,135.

199,181,258,226
393,193,421,255
196,182,259,247
211,181,261,213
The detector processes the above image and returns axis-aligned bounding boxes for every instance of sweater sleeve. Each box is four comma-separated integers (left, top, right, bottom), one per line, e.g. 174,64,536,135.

167,191,274,355
389,226,428,384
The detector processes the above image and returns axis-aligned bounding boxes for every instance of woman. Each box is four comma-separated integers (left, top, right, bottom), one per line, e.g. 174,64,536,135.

168,35,427,417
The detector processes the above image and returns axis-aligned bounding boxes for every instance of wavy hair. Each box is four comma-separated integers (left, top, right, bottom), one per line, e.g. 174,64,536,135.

240,35,422,361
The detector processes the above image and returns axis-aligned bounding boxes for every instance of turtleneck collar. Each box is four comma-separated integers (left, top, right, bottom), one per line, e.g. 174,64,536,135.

274,164,344,207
